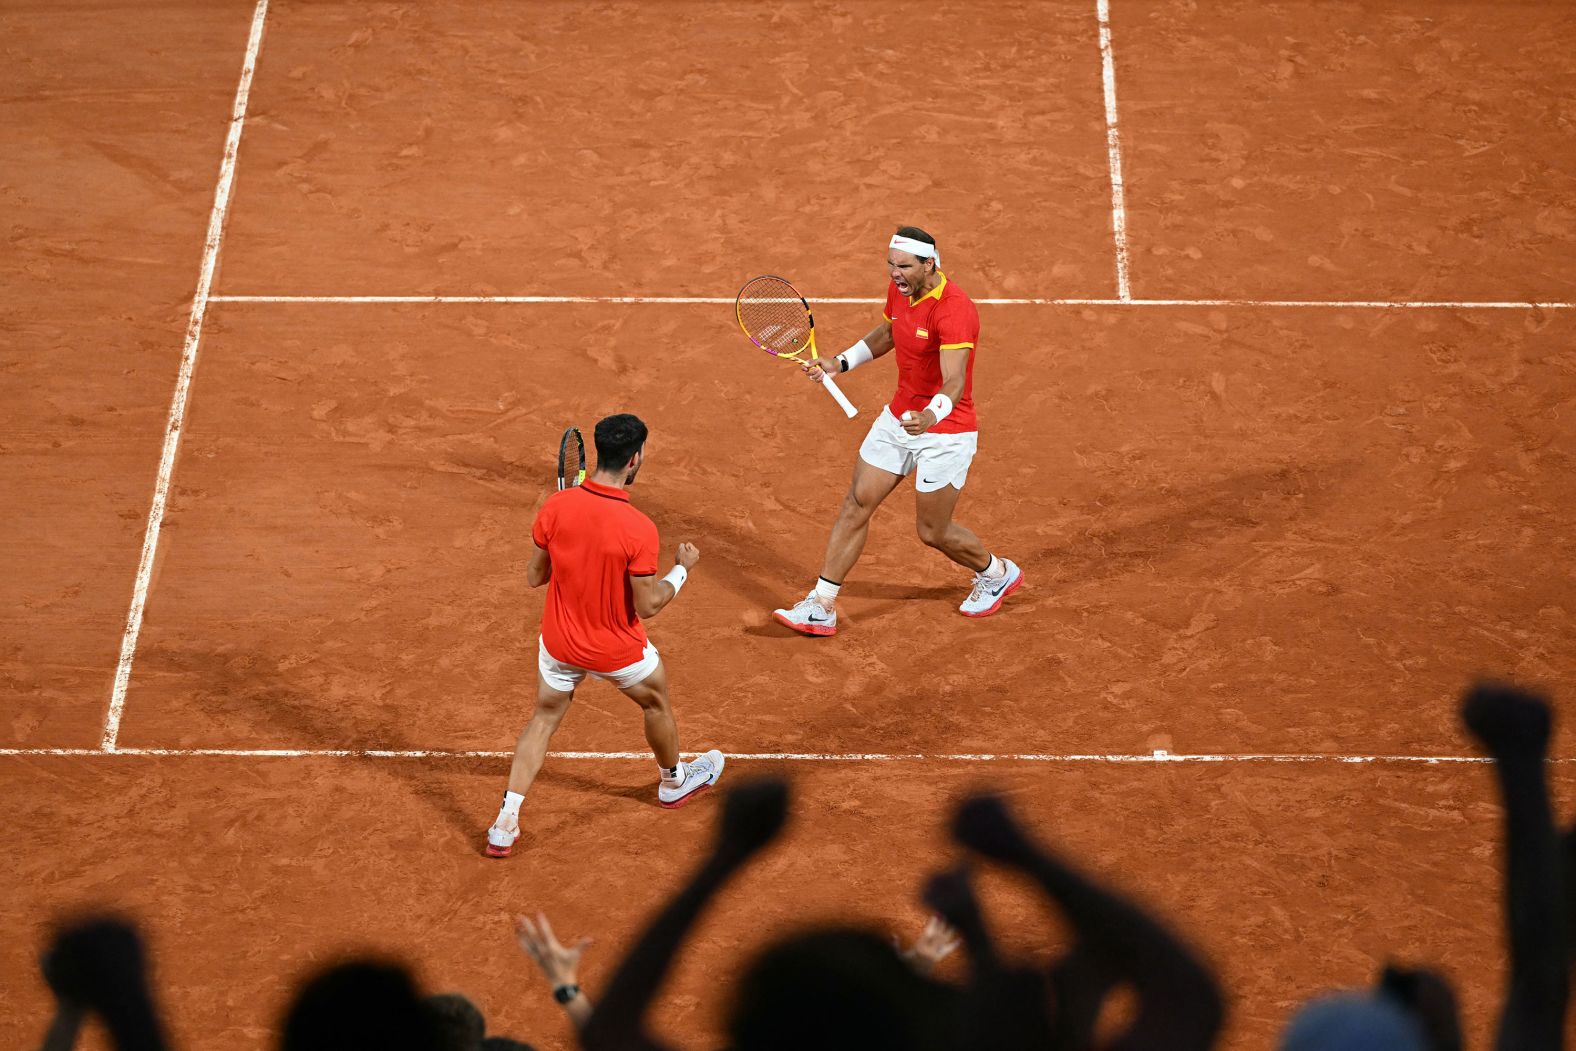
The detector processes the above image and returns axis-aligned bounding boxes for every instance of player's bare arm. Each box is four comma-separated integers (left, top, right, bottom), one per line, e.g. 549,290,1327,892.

631,542,700,619
527,543,553,588
901,346,970,437
802,320,894,382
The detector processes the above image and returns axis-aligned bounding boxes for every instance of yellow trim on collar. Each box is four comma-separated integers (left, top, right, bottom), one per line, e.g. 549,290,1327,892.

908,272,948,307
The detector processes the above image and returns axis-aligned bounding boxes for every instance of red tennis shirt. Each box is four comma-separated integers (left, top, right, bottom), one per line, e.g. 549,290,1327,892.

532,479,660,671
883,273,981,434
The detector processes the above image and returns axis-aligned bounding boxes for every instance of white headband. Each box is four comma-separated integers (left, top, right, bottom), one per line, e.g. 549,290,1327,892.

889,234,940,265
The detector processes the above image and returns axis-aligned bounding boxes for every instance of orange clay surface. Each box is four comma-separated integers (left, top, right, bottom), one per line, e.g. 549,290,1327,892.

4,1,1576,1049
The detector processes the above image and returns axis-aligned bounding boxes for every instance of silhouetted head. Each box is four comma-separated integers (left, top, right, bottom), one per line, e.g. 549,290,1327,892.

1279,992,1428,1051
424,992,486,1051
726,927,960,1051
280,959,435,1051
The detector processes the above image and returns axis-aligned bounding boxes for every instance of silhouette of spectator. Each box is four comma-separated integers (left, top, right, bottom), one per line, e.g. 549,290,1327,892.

39,917,168,1051
581,777,1222,1051
425,992,487,1051
1278,682,1566,1051
1277,966,1462,1051
1462,682,1569,1051
279,959,436,1051
930,794,1224,1051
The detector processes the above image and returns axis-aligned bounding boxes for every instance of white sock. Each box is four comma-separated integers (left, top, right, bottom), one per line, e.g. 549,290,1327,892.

983,555,1006,580
499,790,525,821
814,577,841,606
661,762,684,783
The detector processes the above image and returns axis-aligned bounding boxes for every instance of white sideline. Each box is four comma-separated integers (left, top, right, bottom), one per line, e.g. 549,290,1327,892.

1096,0,1132,300
1,747,1545,765
102,0,271,752
206,294,1576,309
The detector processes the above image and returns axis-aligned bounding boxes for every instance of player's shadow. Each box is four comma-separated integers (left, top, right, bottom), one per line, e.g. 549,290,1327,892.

155,646,488,848
819,583,957,625
639,492,808,610
1021,460,1356,586
537,765,656,807
742,582,956,635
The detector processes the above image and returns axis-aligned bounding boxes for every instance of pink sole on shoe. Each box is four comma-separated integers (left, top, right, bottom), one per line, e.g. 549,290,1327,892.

961,572,1025,619
772,611,836,637
659,780,716,810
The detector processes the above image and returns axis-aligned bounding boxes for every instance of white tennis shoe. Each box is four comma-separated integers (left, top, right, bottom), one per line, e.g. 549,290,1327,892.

485,820,520,859
960,559,1024,618
772,593,838,637
658,750,726,809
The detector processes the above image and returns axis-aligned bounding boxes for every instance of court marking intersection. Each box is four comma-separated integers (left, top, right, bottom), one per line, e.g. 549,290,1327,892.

49,0,1566,766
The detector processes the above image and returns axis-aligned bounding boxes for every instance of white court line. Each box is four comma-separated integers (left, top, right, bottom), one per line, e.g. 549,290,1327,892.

0,746,1545,765
206,294,1576,309
1096,0,1132,301
208,295,885,305
102,0,270,752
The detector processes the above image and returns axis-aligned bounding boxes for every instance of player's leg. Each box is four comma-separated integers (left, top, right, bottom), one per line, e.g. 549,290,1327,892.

774,415,909,636
821,456,907,584
486,672,577,858
619,655,679,770
914,481,990,570
773,459,902,637
505,676,577,797
913,433,1024,618
615,650,724,808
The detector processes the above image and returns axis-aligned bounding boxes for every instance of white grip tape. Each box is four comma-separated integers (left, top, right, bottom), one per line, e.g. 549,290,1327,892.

821,375,858,418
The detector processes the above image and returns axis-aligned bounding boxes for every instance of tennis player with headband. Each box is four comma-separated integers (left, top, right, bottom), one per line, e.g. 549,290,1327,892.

773,226,1024,636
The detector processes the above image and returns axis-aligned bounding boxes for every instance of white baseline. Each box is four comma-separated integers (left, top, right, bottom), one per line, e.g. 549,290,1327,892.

0,746,1546,765
206,294,1575,309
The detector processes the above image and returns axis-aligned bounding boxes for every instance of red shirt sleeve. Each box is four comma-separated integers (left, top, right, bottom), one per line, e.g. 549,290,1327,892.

935,297,980,350
627,512,660,576
531,498,554,549
883,282,901,323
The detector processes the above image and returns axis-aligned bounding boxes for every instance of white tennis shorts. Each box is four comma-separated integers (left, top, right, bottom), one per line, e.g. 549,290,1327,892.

859,406,979,493
538,637,660,693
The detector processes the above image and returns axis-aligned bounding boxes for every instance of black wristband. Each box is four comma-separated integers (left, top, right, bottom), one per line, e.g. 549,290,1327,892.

553,983,580,1005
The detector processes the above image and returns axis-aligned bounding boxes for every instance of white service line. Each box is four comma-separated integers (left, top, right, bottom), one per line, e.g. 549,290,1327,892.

102,0,270,752
206,294,1576,310
1096,0,1132,301
0,746,1536,765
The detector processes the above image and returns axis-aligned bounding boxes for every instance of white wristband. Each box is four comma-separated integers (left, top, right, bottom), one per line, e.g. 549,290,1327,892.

662,565,688,596
925,393,954,423
836,340,874,374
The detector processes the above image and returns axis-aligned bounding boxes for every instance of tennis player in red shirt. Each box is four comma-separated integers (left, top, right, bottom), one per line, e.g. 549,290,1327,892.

486,413,724,858
774,227,1023,637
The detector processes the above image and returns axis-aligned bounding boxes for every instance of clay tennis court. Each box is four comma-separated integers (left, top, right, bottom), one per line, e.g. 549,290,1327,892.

4,0,1575,1047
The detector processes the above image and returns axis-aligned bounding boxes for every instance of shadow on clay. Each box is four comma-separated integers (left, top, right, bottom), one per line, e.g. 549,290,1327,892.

1024,460,1356,585
638,491,805,610
537,765,656,807
151,646,487,845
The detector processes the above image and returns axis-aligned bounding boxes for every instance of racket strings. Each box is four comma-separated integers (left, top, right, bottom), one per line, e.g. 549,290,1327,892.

737,279,811,356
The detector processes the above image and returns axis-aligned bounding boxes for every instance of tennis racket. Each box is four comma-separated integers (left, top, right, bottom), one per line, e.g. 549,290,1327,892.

557,427,586,490
735,275,858,418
